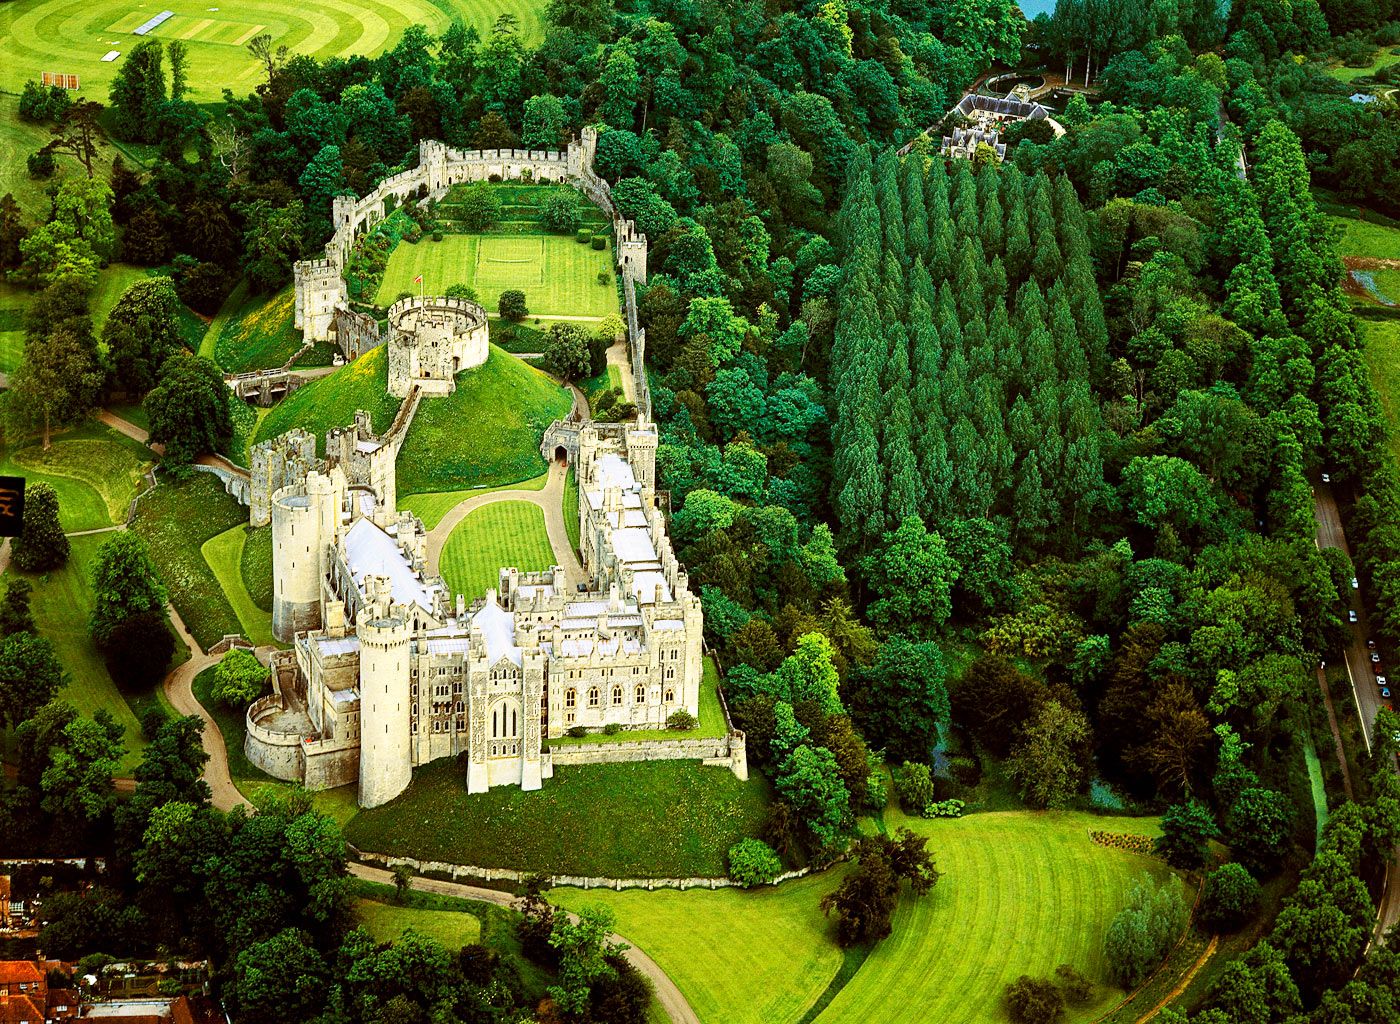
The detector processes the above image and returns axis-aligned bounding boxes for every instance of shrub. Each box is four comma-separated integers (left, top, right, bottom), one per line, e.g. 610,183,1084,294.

1005,975,1064,1024
926,799,965,818
444,283,478,302
947,755,982,787
103,611,176,692
1053,965,1093,1006
19,81,71,123
597,270,611,286
603,722,622,735
727,838,783,887
12,482,69,572
591,236,606,250
1199,863,1261,931
211,648,267,709
140,706,172,740
499,289,529,321
667,710,698,731
1103,874,1186,988
27,149,55,179
431,231,443,242
542,189,582,233
576,228,592,244
896,761,936,813
566,725,587,738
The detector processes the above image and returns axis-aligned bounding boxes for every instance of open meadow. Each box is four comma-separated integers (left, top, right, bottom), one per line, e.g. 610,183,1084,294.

0,0,545,98
556,810,1179,1024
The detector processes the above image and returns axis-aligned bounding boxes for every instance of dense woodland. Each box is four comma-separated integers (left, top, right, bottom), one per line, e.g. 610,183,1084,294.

1,0,1400,1019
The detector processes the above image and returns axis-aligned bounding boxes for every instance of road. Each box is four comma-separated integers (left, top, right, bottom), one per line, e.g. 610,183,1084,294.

348,863,700,1024
1312,479,1400,946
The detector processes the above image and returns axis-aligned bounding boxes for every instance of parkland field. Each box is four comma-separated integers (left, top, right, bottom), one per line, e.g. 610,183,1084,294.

0,0,545,97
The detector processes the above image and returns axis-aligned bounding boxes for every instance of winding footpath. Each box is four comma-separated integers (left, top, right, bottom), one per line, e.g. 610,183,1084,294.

348,863,700,1024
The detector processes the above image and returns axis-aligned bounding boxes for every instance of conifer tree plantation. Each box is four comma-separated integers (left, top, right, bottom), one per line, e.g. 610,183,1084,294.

2,0,1400,1020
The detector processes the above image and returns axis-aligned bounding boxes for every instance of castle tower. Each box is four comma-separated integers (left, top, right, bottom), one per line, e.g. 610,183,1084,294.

625,417,658,490
356,594,414,808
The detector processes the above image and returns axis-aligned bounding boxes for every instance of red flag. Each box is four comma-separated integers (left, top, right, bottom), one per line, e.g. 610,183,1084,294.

413,273,423,285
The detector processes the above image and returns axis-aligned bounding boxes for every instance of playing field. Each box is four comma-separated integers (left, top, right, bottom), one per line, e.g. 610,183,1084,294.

0,0,546,97
555,810,1179,1024
438,501,554,598
375,234,619,319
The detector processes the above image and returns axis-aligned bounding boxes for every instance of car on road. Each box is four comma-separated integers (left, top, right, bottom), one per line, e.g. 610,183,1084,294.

1383,687,1392,699
1352,577,1360,589
1373,652,1382,663
1350,610,1359,623
1377,675,1388,687
1322,472,1332,483
1369,639,1377,649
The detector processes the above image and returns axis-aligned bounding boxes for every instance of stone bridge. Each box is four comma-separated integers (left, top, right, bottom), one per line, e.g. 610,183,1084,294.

229,367,307,407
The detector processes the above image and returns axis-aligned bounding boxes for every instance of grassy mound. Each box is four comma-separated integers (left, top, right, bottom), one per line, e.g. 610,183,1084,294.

252,345,402,455
438,501,554,597
2,421,153,532
396,346,572,495
344,759,772,878
131,474,248,651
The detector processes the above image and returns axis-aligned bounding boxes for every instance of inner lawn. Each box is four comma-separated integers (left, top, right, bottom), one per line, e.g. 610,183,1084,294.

374,233,619,319
0,419,154,532
396,346,573,496
131,474,249,652
557,811,1177,1024
563,467,579,553
251,345,402,458
438,501,555,597
343,758,772,878
200,526,277,648
399,473,548,531
1,533,173,771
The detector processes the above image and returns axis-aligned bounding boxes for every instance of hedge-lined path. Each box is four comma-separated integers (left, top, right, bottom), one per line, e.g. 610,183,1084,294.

424,457,583,588
347,862,700,1024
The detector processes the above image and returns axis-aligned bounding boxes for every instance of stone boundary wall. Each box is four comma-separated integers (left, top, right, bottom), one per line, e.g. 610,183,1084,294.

546,729,747,781
192,461,251,505
348,844,817,891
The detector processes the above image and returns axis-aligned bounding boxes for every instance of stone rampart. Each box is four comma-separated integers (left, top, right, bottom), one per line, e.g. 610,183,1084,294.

245,695,306,782
546,730,746,782
302,740,360,790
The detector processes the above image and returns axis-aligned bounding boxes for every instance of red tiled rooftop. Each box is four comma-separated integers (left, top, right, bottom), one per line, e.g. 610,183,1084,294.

0,962,43,985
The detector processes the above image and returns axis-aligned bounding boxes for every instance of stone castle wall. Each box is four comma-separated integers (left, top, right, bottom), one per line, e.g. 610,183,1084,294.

245,695,306,781
548,730,747,780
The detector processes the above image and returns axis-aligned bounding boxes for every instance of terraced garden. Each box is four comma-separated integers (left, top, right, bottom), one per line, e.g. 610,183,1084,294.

438,501,554,598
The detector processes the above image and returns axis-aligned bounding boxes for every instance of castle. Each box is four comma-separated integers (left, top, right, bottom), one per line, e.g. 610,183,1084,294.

246,416,708,808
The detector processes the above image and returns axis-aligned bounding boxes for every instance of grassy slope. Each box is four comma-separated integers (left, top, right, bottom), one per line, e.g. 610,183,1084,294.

817,811,1177,1024
399,473,548,531
552,869,848,1024
200,525,277,647
2,533,150,770
438,501,554,598
396,346,572,495
240,525,274,611
344,758,772,877
209,284,304,373
354,896,483,948
0,419,153,532
0,0,546,97
130,475,248,651
375,234,619,318
251,346,401,457
549,658,727,747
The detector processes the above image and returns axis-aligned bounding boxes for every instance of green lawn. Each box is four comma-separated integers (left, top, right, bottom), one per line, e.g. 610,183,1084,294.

240,525,273,611
208,283,305,373
557,811,1178,1024
344,758,772,877
549,658,728,747
1326,202,1400,260
0,96,122,222
817,810,1179,1024
130,474,249,651
563,466,579,554
251,345,402,457
1361,311,1400,463
438,501,554,598
1325,53,1399,83
489,317,549,354
2,533,154,770
200,525,277,647
375,234,619,319
0,419,154,532
0,0,546,99
399,473,548,531
552,869,847,1024
396,346,572,496
0,281,31,373
354,895,483,948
